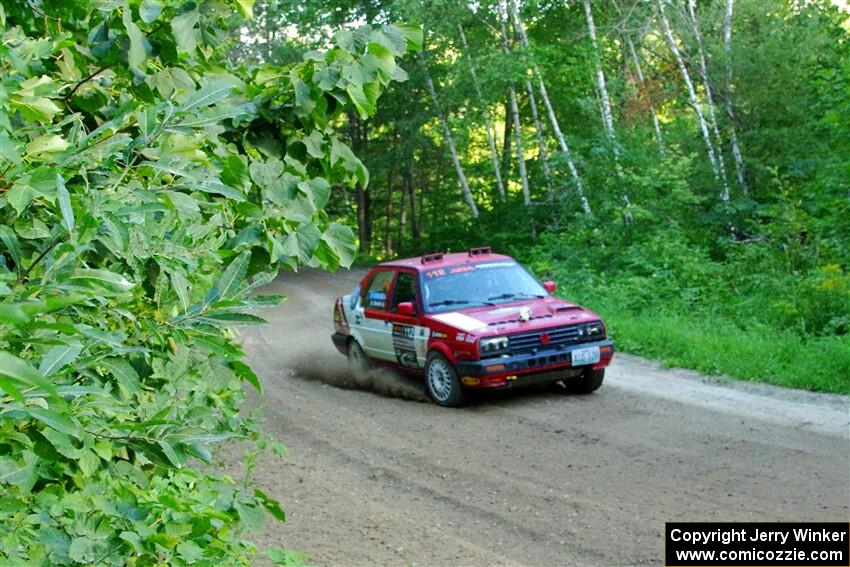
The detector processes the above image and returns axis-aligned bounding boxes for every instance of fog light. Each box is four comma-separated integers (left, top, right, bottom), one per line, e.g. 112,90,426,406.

461,376,480,386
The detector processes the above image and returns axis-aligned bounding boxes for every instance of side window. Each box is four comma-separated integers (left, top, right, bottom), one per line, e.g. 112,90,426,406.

361,271,393,311
390,272,417,313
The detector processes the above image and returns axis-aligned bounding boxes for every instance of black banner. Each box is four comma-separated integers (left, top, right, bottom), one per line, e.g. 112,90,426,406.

665,522,849,566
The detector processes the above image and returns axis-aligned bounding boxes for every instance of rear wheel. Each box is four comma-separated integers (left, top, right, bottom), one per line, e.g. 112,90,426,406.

425,352,467,407
563,368,605,394
347,339,369,372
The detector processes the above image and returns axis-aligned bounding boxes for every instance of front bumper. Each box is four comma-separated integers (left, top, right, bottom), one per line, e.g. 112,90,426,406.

455,339,614,388
331,332,349,355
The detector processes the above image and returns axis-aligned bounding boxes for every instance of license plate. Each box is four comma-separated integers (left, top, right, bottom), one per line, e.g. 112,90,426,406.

571,346,600,366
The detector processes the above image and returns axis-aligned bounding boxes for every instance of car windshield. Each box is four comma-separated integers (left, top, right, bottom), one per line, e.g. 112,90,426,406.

421,261,547,313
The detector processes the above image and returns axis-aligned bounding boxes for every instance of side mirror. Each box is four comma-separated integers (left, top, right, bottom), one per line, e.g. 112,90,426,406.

543,280,557,294
397,302,416,316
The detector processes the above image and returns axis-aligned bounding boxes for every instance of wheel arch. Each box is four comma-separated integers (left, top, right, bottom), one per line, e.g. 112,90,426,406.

426,340,455,364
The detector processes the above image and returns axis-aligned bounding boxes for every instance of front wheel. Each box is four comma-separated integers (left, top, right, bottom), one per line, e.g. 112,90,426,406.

424,352,467,407
563,368,605,394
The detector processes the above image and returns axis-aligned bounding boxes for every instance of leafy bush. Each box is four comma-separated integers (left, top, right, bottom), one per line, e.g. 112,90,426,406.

0,1,419,564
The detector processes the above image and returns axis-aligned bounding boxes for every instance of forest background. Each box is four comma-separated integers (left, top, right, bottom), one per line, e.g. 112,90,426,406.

242,0,850,392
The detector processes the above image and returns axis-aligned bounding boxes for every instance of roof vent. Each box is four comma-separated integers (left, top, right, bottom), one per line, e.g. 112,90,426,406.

421,252,444,264
468,246,492,256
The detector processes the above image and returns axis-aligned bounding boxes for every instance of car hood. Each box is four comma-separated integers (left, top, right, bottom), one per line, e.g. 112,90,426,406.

427,297,601,336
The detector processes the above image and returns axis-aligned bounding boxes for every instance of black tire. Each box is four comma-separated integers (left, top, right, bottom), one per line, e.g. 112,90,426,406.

424,352,467,407
563,368,605,394
347,339,369,372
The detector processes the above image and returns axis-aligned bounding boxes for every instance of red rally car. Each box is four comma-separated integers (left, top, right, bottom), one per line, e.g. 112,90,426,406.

331,248,615,407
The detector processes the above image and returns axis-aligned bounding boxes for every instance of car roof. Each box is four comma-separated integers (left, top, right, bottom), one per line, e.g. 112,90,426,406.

378,251,515,272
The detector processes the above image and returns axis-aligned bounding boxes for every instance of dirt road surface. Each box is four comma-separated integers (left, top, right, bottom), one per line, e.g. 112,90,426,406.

240,269,850,566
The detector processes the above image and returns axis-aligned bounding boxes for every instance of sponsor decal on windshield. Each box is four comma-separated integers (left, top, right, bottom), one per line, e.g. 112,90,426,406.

425,262,516,279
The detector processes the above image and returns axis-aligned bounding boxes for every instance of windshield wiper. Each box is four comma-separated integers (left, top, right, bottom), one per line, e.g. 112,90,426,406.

429,299,495,307
487,292,545,301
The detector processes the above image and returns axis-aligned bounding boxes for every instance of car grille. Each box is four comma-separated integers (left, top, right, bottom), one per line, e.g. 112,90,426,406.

507,325,591,354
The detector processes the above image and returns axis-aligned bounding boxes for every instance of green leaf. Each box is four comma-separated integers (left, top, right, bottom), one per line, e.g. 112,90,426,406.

255,488,285,521
291,70,315,114
6,184,37,214
216,251,251,299
323,222,357,268
69,269,134,292
299,178,331,209
177,104,250,128
68,537,97,563
177,540,204,563
101,358,141,399
171,271,191,313
39,344,82,376
158,440,185,468
139,0,161,23
203,312,266,325
0,131,22,165
10,96,61,123
281,223,321,263
13,407,81,439
262,175,296,209
235,0,254,19
231,360,262,393
182,81,235,113
0,351,58,397
25,134,69,156
171,10,199,55
395,23,423,50
123,9,147,70
0,303,29,326
0,226,22,275
0,451,38,492
268,548,310,567
119,531,144,554
234,500,265,532
56,173,74,232
346,81,375,119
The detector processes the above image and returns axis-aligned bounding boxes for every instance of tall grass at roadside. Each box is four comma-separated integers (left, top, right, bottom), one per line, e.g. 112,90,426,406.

555,287,850,394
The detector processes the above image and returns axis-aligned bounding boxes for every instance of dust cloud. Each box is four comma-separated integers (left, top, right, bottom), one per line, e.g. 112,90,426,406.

290,351,429,402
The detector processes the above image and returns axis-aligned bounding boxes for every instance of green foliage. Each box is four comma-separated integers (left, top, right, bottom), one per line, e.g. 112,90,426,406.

0,1,414,564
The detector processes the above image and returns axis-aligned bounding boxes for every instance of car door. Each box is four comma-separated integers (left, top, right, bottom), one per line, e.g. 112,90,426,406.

385,270,430,370
356,269,396,361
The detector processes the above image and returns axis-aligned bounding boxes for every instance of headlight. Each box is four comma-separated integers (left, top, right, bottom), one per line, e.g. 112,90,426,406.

479,336,509,357
577,322,605,340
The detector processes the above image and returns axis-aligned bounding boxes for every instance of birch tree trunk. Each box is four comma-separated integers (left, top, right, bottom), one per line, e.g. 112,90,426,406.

582,0,632,217
525,78,554,198
422,63,480,218
458,24,506,199
686,0,731,202
509,0,592,214
508,85,532,206
657,0,728,201
723,0,749,195
499,14,532,207
583,0,616,154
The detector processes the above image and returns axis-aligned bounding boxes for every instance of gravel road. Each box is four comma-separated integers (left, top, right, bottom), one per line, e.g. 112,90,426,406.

240,269,850,567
